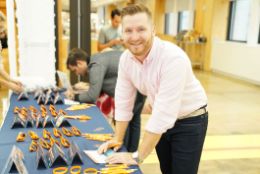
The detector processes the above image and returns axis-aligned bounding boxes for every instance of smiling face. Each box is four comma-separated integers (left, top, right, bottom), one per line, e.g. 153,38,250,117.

122,12,154,62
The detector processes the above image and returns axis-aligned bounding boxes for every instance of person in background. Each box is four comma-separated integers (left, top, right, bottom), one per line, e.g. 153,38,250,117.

0,11,23,93
65,48,145,152
97,9,124,52
98,3,208,174
0,11,7,49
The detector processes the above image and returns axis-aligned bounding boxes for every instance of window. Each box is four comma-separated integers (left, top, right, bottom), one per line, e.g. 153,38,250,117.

227,0,250,42
178,11,191,32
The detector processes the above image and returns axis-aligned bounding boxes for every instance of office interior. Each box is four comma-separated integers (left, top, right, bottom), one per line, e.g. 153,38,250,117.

0,0,260,173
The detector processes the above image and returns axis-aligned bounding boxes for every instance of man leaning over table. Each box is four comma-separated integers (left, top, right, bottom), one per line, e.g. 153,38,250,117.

98,3,208,174
64,48,145,153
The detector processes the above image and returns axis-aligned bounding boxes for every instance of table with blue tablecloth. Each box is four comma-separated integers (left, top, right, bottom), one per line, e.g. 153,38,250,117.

0,93,142,174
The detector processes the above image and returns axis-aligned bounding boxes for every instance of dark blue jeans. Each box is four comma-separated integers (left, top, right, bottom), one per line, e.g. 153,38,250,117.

123,92,146,152
156,113,208,174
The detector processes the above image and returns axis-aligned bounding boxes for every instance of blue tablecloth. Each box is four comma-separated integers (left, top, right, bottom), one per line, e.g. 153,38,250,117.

0,94,142,174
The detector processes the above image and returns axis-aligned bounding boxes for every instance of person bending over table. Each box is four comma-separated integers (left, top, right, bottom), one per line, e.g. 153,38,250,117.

65,48,145,152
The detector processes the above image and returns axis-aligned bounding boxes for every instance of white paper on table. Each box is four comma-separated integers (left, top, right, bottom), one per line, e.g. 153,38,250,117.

64,99,80,105
84,150,107,163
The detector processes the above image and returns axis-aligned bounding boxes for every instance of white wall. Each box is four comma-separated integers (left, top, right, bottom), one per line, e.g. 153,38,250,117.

211,0,260,85
247,0,260,45
211,41,260,85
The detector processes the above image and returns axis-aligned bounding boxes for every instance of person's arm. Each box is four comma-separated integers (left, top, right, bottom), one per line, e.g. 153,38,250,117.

105,56,190,165
138,131,161,161
64,88,75,100
97,28,108,52
98,121,129,153
98,53,137,153
75,63,106,103
105,131,161,165
0,68,23,86
97,39,122,52
136,58,188,162
0,78,23,93
0,68,10,80
114,121,129,143
73,82,89,91
97,28,122,52
0,68,23,92
97,40,112,52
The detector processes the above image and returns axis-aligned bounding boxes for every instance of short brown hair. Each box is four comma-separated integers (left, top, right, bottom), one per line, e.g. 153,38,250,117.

111,9,121,19
121,3,152,20
66,48,90,69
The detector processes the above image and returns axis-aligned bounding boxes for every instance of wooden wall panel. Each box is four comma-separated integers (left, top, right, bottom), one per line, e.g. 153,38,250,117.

0,0,6,14
194,0,229,71
154,0,165,34
135,0,165,34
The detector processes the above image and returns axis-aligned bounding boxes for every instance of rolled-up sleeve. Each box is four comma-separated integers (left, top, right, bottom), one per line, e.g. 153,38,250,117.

145,57,188,134
115,56,137,121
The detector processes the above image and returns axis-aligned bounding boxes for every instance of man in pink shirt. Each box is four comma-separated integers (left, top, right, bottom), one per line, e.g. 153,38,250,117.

98,3,208,174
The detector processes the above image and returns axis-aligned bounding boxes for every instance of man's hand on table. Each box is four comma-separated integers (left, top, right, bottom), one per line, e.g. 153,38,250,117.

98,139,122,153
106,152,138,165
73,82,89,91
98,139,138,165
64,89,75,100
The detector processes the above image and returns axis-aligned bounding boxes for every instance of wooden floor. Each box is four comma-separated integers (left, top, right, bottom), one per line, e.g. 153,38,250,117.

1,70,260,173
140,70,260,174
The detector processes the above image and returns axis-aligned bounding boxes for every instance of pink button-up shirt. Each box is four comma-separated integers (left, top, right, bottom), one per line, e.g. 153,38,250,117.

115,37,207,134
